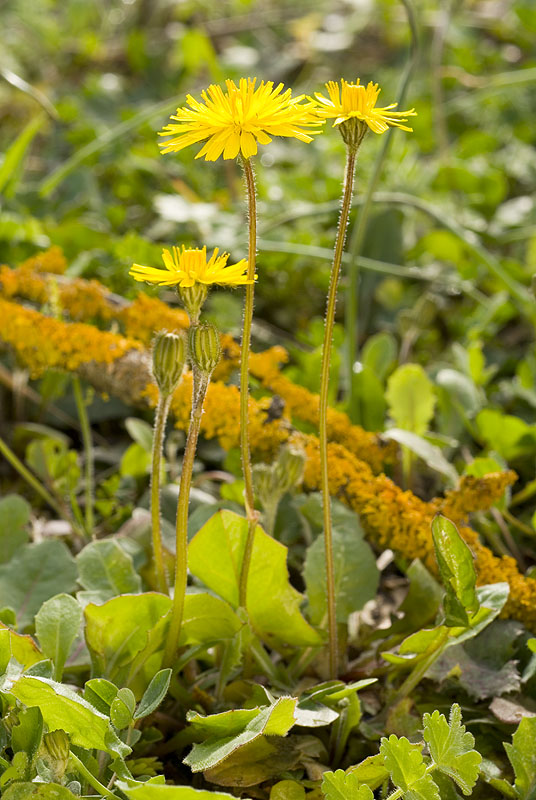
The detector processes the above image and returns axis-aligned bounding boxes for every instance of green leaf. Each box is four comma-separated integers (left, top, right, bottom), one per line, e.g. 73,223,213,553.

179,592,243,645
2,784,76,799
125,417,154,452
361,332,397,382
84,677,119,714
383,429,458,485
476,409,536,461
423,704,482,794
0,114,45,197
270,780,306,800
347,754,389,791
35,594,82,681
431,515,479,626
303,505,379,624
11,706,43,775
188,511,321,649
321,770,374,800
504,717,536,800
386,364,436,436
120,786,251,799
0,625,43,670
8,675,130,757
0,494,30,563
134,668,172,719
0,541,77,630
111,687,136,730
380,735,440,800
77,539,141,600
121,442,152,478
184,697,297,773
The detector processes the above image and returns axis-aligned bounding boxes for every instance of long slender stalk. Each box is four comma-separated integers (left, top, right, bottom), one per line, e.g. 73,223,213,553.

345,0,419,411
72,376,94,536
151,393,172,593
320,147,358,679
0,432,74,527
163,374,208,668
70,753,118,799
238,157,259,609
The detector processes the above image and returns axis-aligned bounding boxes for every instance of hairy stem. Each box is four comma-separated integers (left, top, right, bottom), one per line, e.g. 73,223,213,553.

238,156,259,609
151,393,172,594
320,147,358,679
163,372,209,668
72,376,94,537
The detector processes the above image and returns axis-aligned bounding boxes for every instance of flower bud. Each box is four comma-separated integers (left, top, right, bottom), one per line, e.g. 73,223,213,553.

178,284,208,323
43,729,70,764
188,322,221,376
152,331,186,396
40,729,70,780
274,445,305,493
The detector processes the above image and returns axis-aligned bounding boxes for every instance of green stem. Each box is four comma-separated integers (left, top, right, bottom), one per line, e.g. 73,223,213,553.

72,376,94,536
345,0,419,411
163,373,209,668
320,146,358,679
0,433,73,526
151,393,172,594
238,156,259,609
70,752,118,799
389,627,449,706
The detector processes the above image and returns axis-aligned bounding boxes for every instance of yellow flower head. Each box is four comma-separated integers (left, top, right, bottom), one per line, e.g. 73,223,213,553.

159,78,323,162
130,246,251,288
315,79,416,134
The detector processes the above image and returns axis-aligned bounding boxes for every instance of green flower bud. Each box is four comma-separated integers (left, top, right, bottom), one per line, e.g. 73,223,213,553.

43,729,70,763
274,445,305,493
188,322,221,376
152,331,186,396
178,284,208,323
252,463,278,507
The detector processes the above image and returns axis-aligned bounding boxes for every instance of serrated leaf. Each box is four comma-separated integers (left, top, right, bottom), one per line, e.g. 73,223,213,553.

321,770,374,800
431,515,479,626
504,716,536,800
423,704,481,794
380,735,440,800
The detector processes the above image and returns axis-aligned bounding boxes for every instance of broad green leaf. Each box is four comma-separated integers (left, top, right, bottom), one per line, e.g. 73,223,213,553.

361,332,397,382
380,735,440,800
84,592,171,680
0,625,43,669
203,736,300,787
431,515,479,626
121,786,251,799
188,511,321,649
476,410,536,461
321,770,374,800
270,780,306,800
188,708,261,738
125,417,154,452
184,697,297,773
8,675,129,757
11,706,43,776
304,508,378,624
134,668,172,719
35,594,82,681
0,541,76,630
423,704,481,794
77,539,141,600
3,784,76,799
504,716,536,800
121,442,152,478
436,368,482,418
179,592,243,645
347,754,389,791
0,494,30,563
386,364,436,436
383,429,458,485
111,687,136,729
382,626,447,666
84,677,118,714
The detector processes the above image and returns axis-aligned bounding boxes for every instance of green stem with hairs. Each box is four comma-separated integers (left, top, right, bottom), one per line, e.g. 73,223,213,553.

320,145,358,679
151,393,172,594
238,156,259,609
163,372,209,668
72,376,94,536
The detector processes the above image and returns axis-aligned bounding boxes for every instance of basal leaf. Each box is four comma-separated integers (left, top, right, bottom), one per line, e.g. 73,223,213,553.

2,783,76,799
35,593,82,681
423,704,481,794
8,675,129,757
0,494,30,564
188,511,321,649
0,625,43,670
0,541,76,630
321,770,374,800
431,515,479,626
386,364,436,436
77,539,141,600
380,735,440,800
504,716,536,800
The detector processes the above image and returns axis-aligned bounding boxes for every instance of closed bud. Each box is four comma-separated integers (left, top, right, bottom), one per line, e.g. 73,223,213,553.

274,445,305,493
43,729,70,763
40,729,70,780
152,331,186,396
188,322,221,376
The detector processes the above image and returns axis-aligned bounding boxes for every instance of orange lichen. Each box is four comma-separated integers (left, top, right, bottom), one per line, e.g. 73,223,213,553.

439,471,517,520
17,246,67,275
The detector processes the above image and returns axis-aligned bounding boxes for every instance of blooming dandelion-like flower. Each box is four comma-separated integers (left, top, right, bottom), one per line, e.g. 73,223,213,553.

159,78,323,162
315,79,416,135
130,246,252,288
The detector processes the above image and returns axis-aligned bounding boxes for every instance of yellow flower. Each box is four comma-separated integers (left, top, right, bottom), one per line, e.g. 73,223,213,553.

130,246,251,288
315,79,416,134
159,78,322,162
